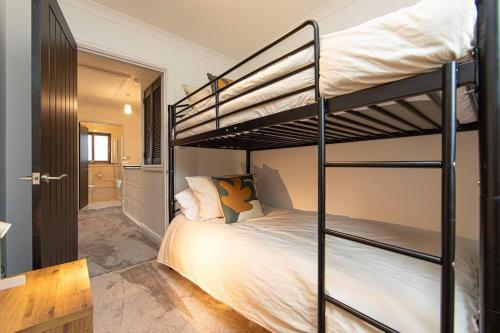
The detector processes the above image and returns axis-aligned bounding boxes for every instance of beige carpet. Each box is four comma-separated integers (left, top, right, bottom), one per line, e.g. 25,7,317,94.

91,260,270,333
79,207,159,277
82,200,122,210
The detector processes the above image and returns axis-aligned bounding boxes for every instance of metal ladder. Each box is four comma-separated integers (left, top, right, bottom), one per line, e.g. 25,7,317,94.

317,62,458,333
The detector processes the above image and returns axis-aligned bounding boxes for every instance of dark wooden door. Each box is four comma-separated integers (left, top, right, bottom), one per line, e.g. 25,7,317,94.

32,0,78,269
79,124,89,209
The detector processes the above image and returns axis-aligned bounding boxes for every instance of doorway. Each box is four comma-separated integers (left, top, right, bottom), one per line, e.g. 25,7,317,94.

77,51,162,277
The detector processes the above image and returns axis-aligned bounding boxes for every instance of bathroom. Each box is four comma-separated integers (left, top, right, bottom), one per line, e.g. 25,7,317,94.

83,122,124,209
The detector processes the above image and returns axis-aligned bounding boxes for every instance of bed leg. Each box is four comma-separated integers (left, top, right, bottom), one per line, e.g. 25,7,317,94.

318,98,326,333
477,0,500,332
441,61,457,333
168,105,175,223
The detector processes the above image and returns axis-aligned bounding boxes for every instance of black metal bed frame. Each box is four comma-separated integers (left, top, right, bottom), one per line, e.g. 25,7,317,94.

168,0,499,331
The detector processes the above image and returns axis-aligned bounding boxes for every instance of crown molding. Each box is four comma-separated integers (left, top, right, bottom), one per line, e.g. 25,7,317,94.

302,0,356,24
58,0,237,67
78,94,141,110
78,63,131,79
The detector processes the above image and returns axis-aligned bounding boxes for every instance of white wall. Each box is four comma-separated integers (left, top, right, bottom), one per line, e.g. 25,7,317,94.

3,0,32,274
0,0,6,223
175,148,246,193
253,132,479,239
0,0,6,275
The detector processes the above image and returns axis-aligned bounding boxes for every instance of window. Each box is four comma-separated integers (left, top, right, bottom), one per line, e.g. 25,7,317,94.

144,77,162,165
87,133,111,163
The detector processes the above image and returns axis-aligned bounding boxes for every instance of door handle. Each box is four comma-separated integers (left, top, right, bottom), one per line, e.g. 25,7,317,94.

41,174,68,183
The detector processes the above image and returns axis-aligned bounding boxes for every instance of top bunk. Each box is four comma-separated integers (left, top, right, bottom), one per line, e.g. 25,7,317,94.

169,0,479,151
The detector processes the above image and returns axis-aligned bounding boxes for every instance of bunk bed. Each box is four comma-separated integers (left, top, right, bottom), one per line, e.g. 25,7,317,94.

162,0,499,332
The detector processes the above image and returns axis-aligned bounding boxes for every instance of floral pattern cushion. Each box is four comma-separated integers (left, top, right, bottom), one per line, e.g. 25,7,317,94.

211,175,263,223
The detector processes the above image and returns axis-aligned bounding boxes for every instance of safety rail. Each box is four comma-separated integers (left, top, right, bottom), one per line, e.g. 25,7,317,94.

170,20,320,136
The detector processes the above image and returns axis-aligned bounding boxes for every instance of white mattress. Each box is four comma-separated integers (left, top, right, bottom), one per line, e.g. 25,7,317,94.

158,207,479,333
176,0,477,139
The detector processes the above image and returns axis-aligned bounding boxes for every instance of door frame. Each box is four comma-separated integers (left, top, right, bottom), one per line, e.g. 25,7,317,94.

75,43,169,234
79,123,89,209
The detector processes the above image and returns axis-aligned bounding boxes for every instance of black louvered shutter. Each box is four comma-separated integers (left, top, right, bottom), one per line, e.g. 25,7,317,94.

152,81,162,164
143,90,153,164
143,77,162,165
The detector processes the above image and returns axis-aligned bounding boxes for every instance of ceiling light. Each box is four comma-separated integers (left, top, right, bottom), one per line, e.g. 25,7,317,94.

124,104,133,115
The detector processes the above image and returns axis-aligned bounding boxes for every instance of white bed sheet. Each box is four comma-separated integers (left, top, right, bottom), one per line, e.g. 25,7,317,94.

158,207,479,333
175,0,477,139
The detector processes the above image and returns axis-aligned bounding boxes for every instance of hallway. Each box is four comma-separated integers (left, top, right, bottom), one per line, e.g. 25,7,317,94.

78,207,159,277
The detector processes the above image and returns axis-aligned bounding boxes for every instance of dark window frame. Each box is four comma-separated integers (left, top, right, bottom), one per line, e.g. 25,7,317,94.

88,132,112,164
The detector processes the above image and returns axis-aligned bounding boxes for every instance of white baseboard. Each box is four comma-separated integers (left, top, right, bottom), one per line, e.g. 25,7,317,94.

123,211,162,244
0,274,25,291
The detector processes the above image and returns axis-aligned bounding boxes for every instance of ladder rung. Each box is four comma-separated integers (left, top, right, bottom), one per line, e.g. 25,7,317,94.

324,161,443,168
324,228,442,265
325,294,399,333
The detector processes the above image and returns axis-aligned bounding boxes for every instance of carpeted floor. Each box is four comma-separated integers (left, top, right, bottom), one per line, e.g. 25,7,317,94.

80,206,268,332
91,260,269,333
79,206,159,277
82,200,122,210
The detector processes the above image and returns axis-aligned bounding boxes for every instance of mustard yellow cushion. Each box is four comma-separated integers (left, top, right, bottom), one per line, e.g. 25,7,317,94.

207,73,234,93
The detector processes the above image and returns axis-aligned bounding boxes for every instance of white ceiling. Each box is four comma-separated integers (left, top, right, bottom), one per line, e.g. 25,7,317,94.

90,0,332,59
78,51,161,108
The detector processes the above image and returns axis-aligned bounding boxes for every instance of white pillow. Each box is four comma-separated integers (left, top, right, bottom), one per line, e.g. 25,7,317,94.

181,84,214,116
185,176,222,219
175,188,199,220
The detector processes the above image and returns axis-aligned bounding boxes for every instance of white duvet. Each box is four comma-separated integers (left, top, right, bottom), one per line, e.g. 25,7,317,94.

158,207,479,333
175,0,477,139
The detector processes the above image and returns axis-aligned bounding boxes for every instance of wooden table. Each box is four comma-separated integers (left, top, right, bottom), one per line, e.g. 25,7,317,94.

0,259,93,333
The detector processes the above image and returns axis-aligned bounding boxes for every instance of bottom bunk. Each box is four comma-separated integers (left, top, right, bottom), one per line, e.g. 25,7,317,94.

157,206,478,333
